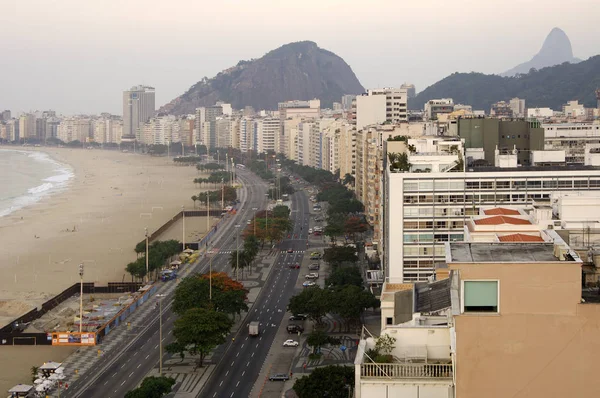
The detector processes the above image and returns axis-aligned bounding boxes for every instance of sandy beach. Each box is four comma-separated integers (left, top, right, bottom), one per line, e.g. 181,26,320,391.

0,148,212,326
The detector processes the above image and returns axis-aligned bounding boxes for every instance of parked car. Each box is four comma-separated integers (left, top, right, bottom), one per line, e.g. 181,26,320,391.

289,314,308,321
310,251,321,256
308,263,320,271
283,339,299,347
302,281,316,288
287,324,304,333
269,373,290,381
305,272,319,279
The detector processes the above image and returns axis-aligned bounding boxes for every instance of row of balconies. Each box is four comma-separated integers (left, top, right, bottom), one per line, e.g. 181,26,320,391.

360,363,452,379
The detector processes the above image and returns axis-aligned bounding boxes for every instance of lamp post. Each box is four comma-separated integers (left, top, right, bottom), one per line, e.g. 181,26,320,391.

145,228,149,284
78,263,84,333
156,293,166,376
181,205,185,250
221,178,225,210
265,194,270,242
209,246,213,301
252,207,258,236
235,225,241,280
206,191,210,233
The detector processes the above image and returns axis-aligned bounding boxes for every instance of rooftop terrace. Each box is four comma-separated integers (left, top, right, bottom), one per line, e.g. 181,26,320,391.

448,242,579,263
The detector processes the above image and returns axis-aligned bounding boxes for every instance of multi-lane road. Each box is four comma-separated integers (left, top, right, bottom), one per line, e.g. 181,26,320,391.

199,188,310,398
66,169,272,398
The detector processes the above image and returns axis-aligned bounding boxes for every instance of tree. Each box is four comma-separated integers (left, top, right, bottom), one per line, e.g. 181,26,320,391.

271,205,291,219
326,266,363,288
293,365,354,398
306,330,341,354
288,287,332,324
342,173,355,187
375,333,396,355
330,285,379,327
344,216,369,243
125,376,176,398
323,246,358,268
191,195,198,208
173,273,248,316
166,307,233,367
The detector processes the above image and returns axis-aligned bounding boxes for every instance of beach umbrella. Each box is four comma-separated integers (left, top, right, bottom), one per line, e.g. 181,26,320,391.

34,379,43,384
49,373,59,380
57,374,66,380
36,385,45,392
55,368,64,374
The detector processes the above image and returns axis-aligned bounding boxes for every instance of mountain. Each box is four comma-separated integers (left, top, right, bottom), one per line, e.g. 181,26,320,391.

159,41,365,114
411,55,600,112
501,27,581,77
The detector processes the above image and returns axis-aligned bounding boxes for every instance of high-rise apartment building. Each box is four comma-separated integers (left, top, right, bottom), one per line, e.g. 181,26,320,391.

195,105,223,148
355,88,408,130
509,97,526,117
18,113,36,141
122,85,155,141
1,110,11,121
57,118,92,143
256,117,279,153
383,164,600,282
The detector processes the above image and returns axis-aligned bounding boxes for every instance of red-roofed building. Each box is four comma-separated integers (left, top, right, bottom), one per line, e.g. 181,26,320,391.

483,208,521,216
474,216,532,226
498,233,545,242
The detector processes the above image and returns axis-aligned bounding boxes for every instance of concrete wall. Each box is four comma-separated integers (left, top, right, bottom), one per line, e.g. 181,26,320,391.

394,289,414,325
452,260,593,398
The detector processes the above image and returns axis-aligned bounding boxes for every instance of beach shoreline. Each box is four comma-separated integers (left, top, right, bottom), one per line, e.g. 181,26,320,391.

0,147,210,327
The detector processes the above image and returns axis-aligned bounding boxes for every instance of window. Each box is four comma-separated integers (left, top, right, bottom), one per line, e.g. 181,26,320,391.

462,280,499,313
386,317,393,325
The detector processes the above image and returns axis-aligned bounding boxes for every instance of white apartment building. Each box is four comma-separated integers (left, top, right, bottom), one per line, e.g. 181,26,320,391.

509,97,526,117
93,118,123,144
355,88,408,130
256,117,279,153
383,164,600,282
543,123,600,164
424,99,454,121
239,117,256,153
528,107,554,119
19,113,36,140
195,105,224,147
57,118,91,143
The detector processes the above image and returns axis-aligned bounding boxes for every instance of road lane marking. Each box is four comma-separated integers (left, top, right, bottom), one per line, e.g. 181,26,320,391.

133,351,138,356
120,380,126,386
231,361,235,366
104,381,109,385
236,381,240,387
226,370,229,376
129,372,134,378
247,361,250,367
137,364,141,369
220,380,223,387
251,352,254,357
112,372,117,377
242,370,245,376
120,363,125,369
145,354,150,359
154,344,158,349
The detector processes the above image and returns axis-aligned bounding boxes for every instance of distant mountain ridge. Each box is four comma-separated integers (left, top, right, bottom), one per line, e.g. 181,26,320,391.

411,55,600,112
501,27,581,77
159,41,365,114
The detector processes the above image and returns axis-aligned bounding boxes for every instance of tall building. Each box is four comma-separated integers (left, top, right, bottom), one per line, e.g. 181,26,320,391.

490,101,513,118
341,95,356,111
401,83,416,99
1,110,11,121
562,100,585,117
195,105,223,148
18,113,36,141
256,117,279,153
509,97,526,117
383,163,600,282
355,88,408,130
57,118,92,143
122,85,155,141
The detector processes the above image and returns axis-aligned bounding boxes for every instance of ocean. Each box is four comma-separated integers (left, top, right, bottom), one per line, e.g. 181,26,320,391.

0,149,74,217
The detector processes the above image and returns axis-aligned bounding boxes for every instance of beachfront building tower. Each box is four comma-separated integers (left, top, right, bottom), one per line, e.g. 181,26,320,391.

122,85,155,142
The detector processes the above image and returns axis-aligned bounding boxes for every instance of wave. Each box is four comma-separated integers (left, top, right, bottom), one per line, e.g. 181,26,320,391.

0,150,74,217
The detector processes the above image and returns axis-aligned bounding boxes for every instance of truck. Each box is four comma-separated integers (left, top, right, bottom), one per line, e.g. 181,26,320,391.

249,321,260,336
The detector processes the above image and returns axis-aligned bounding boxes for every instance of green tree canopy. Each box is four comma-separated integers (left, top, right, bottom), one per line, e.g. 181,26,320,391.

172,273,248,316
165,307,233,367
306,330,341,354
125,376,176,398
323,246,358,268
293,365,354,398
326,266,363,288
288,287,332,324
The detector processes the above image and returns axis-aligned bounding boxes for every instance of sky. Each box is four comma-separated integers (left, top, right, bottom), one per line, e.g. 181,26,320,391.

1,0,599,115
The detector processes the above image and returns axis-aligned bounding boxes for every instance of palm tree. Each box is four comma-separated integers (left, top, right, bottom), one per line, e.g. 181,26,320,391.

191,195,198,208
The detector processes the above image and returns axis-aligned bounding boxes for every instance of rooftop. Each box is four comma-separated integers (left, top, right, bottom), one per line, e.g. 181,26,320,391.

448,242,578,263
498,233,545,242
415,278,451,313
483,207,521,216
474,216,531,225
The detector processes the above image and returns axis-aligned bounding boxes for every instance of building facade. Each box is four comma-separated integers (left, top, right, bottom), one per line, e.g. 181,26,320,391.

122,85,155,141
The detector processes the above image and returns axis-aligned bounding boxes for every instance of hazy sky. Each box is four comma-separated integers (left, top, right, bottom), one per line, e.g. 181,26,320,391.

1,0,599,115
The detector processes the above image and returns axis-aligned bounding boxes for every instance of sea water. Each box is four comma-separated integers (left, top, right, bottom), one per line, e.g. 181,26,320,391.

0,149,74,217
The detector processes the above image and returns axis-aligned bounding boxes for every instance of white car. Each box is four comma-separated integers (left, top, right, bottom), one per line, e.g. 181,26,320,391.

283,339,299,347
305,272,319,279
302,281,316,287
308,228,313,234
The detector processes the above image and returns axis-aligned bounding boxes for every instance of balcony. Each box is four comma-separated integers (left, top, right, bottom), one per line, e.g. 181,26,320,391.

361,362,452,379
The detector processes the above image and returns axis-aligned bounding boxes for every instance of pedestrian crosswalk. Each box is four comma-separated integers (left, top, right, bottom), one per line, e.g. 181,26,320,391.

210,249,307,255
281,250,305,254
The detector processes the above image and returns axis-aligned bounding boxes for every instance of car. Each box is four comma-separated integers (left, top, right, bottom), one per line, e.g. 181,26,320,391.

287,248,294,253
283,339,299,347
308,263,320,270
247,220,252,225
269,373,290,381
289,314,308,321
287,324,304,333
311,251,321,256
305,272,319,279
308,228,313,234
288,262,300,269
302,281,316,287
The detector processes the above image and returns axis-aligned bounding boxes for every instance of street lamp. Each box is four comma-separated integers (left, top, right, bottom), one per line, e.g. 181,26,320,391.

235,225,241,280
156,293,166,376
206,191,210,233
145,228,149,284
252,207,258,236
181,205,185,250
78,263,84,333
221,178,225,210
209,245,213,301
265,194,270,242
